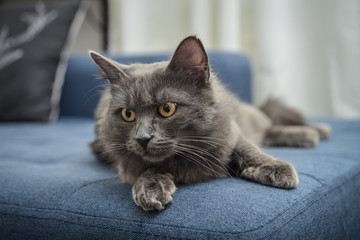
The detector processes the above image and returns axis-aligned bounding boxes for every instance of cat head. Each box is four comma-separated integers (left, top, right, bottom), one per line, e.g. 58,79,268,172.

90,36,218,163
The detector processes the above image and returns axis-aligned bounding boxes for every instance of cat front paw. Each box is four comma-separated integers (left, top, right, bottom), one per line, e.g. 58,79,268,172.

132,171,176,211
241,160,298,189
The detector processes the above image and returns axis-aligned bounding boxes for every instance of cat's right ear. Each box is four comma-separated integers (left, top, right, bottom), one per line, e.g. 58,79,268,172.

168,36,210,82
89,51,127,83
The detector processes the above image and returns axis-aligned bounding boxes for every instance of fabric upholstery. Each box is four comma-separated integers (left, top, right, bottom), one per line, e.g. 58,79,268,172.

0,119,359,239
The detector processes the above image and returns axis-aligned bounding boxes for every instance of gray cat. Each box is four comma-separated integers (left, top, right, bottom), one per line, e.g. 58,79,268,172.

89,36,331,211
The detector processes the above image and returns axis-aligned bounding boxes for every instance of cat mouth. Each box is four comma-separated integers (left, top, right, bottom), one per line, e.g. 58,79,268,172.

128,139,176,163
140,149,173,163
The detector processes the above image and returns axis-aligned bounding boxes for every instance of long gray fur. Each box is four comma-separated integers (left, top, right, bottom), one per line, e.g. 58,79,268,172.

89,36,330,211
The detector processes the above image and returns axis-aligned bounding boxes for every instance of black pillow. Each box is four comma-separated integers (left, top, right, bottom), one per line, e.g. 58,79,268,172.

0,0,86,121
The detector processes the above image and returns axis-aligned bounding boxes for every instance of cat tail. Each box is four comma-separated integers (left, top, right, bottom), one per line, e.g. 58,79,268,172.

259,97,306,126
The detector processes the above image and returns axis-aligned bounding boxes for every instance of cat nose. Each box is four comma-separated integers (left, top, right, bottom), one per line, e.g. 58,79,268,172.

136,136,152,149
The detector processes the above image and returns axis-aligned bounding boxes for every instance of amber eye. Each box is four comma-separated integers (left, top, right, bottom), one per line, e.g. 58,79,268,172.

159,102,176,117
121,108,135,122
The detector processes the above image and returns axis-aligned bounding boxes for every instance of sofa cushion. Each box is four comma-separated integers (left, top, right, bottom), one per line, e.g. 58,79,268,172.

0,118,359,239
0,0,86,121
60,52,252,118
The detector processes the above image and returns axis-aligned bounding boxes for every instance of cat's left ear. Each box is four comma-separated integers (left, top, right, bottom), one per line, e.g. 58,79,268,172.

89,51,128,83
168,36,210,82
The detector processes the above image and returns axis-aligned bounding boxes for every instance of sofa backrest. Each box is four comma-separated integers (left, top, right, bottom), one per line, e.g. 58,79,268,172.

59,52,252,118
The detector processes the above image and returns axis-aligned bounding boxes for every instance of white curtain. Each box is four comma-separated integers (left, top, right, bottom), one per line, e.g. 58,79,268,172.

108,0,360,119
108,0,241,53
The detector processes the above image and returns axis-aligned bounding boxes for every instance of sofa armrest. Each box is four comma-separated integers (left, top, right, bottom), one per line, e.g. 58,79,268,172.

59,52,252,118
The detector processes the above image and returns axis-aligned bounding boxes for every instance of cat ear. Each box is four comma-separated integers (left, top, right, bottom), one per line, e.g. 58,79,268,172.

168,36,210,81
89,51,127,83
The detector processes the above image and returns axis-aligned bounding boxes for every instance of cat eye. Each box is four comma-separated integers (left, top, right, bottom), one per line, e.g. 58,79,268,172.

159,102,176,117
121,108,135,122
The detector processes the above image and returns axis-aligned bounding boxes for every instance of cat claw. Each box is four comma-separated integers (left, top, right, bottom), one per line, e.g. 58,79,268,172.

132,173,176,211
241,160,299,189
310,124,331,140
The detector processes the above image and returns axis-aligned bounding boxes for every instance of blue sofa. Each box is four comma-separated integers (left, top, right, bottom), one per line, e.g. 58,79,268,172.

1,52,359,239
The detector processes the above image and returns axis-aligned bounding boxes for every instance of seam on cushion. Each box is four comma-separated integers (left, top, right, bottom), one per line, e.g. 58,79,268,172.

0,175,321,235
0,175,339,235
0,202,250,236
297,172,326,186
0,211,194,240
231,173,326,234
0,171,359,236
59,177,117,208
255,170,360,240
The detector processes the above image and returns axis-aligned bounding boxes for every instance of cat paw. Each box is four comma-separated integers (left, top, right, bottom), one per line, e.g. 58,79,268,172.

309,123,331,140
294,128,320,148
241,160,298,189
263,126,319,148
132,171,176,211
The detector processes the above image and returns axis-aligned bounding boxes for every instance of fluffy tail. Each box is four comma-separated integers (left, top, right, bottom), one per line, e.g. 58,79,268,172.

259,98,305,126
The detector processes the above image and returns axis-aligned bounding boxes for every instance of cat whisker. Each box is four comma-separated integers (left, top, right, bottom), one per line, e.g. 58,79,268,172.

173,149,223,177
82,84,107,104
176,143,232,178
101,143,129,155
175,145,230,178
180,146,232,177
183,136,246,159
182,146,231,176
179,137,243,176
175,146,216,173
